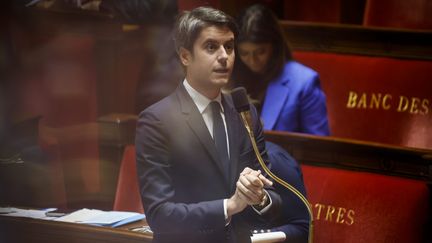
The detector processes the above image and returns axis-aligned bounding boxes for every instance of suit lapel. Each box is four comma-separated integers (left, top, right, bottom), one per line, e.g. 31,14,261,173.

177,85,228,181
222,94,241,190
261,79,290,130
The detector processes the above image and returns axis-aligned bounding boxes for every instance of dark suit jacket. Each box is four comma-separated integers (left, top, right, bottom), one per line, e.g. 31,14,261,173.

258,141,309,243
135,84,281,243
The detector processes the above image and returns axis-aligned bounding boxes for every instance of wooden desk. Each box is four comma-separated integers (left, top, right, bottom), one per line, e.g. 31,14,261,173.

0,216,153,243
264,130,432,181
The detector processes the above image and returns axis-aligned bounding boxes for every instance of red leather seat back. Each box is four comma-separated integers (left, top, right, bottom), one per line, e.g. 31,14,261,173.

114,146,430,241
283,0,341,23
294,51,432,149
302,165,429,243
363,0,432,30
113,145,144,213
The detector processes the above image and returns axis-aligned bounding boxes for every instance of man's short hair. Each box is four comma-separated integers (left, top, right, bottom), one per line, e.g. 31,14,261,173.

173,7,237,54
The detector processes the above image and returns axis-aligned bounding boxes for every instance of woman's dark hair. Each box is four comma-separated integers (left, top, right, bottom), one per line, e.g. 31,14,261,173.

232,4,292,87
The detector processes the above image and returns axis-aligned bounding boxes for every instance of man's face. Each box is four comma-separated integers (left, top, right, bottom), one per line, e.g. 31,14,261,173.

180,26,235,96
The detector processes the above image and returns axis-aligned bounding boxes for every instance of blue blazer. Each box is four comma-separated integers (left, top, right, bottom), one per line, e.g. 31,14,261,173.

136,84,282,243
261,61,330,135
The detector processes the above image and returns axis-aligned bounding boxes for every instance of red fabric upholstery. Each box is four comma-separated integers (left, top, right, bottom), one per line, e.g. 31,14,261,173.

114,146,430,241
294,51,432,149
364,0,432,30
302,165,429,243
283,0,341,23
113,145,144,213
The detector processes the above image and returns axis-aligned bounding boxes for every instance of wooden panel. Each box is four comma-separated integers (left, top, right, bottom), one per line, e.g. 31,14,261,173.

0,216,152,243
281,21,432,60
13,5,432,61
364,0,432,30
264,130,432,181
96,114,432,183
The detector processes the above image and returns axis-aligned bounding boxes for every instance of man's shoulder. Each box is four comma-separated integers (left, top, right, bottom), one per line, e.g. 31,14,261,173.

139,90,180,119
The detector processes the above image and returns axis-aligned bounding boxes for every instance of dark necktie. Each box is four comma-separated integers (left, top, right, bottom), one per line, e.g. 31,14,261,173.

210,101,230,177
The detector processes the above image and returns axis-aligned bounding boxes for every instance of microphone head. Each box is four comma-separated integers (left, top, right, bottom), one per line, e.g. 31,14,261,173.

231,87,250,113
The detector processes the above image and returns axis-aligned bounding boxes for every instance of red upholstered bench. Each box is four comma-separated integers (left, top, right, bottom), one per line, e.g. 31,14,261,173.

114,145,430,242
302,164,430,243
294,51,432,149
113,145,144,213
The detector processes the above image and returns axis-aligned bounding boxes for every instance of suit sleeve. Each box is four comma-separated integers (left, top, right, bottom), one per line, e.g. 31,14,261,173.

135,109,226,236
299,74,330,136
249,104,282,220
266,142,309,243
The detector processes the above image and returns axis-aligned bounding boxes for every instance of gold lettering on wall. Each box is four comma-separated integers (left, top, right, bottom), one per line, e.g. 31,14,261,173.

325,205,336,222
397,96,409,112
358,93,367,109
313,203,355,226
383,94,392,110
397,96,431,115
336,207,346,224
422,99,430,115
369,93,381,109
410,97,421,114
346,209,355,226
346,91,357,108
346,91,430,115
314,203,325,220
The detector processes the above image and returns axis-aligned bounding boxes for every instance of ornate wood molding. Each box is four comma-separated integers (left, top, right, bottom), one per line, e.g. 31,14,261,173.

265,130,432,182
281,21,432,60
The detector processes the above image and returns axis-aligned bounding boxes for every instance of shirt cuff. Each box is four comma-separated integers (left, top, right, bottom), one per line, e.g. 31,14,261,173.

223,199,231,226
252,190,272,215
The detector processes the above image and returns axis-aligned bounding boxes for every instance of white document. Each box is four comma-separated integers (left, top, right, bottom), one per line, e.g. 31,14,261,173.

81,211,142,225
0,207,16,214
0,207,57,219
0,207,144,227
55,208,104,223
55,208,144,226
251,231,286,243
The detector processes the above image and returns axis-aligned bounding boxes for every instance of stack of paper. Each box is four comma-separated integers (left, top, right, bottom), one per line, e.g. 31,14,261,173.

0,207,57,220
55,208,145,227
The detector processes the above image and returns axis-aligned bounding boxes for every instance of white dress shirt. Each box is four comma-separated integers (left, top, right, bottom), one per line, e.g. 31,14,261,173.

183,80,230,156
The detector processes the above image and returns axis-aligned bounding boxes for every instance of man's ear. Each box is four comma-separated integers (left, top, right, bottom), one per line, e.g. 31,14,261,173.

179,47,192,66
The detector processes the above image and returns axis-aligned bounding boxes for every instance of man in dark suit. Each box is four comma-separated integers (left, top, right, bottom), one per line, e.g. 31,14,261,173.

136,7,281,243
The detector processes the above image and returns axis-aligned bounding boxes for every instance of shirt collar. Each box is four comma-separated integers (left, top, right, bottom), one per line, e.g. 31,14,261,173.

183,79,223,114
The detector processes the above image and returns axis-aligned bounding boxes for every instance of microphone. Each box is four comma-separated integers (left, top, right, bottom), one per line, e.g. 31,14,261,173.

231,87,249,112
231,87,253,134
231,87,314,243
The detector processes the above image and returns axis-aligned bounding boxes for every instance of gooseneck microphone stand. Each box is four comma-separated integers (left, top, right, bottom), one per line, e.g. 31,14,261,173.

231,87,314,243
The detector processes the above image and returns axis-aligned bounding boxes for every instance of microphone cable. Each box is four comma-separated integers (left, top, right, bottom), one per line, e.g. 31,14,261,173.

231,87,314,243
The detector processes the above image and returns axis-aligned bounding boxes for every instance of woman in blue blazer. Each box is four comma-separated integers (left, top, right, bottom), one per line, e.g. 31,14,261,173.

232,4,330,136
